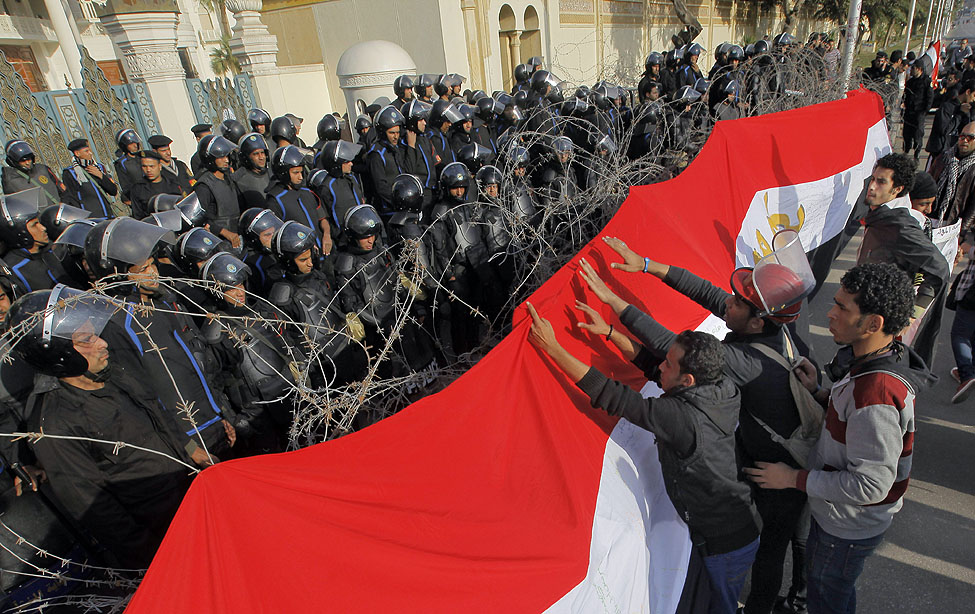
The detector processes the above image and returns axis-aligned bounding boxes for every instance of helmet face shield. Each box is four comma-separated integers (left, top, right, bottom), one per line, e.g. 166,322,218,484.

1,188,42,226
245,209,285,237
146,209,184,233
42,285,117,344
96,217,176,271
333,140,363,163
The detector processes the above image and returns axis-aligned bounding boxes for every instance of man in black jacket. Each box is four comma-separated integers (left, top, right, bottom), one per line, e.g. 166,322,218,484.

526,307,760,614
128,150,187,219
149,134,194,194
902,62,933,159
194,135,241,247
925,79,975,159
576,238,816,614
62,139,118,217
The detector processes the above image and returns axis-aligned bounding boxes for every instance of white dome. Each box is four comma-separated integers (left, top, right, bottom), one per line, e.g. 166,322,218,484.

336,40,416,78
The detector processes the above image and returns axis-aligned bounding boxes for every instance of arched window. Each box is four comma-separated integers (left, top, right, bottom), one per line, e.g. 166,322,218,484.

498,4,518,90
521,6,542,66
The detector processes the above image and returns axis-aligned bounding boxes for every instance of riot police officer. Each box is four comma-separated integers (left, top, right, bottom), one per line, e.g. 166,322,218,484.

314,139,366,235
313,115,343,152
401,99,439,210
194,135,242,247
266,145,331,254
391,74,415,111
367,106,420,216
113,128,144,201
267,220,366,386
2,141,71,207
238,207,284,297
233,132,271,210
0,188,65,291
200,252,300,454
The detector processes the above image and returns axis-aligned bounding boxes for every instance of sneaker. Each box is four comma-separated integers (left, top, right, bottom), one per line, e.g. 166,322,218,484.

952,378,975,404
951,367,961,383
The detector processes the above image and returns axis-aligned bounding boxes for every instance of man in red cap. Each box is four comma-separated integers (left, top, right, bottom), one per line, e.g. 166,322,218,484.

577,236,815,614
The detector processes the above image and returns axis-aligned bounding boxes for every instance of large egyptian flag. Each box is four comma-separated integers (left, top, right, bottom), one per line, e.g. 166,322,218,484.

126,90,889,613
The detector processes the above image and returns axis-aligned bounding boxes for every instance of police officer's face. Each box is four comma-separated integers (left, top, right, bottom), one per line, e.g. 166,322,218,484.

865,167,903,206
16,157,33,171
387,127,401,146
249,150,267,169
223,283,247,307
142,158,161,181
126,142,140,154
449,186,466,199
357,235,376,250
295,249,314,274
401,89,414,102
75,146,94,161
256,125,266,134
417,118,427,133
288,167,303,186
648,87,660,101
71,327,109,375
258,227,275,249
462,120,473,133
128,257,159,292
341,160,353,174
484,183,499,198
513,166,526,177
214,156,230,171
0,291,9,322
26,218,48,247
156,145,173,163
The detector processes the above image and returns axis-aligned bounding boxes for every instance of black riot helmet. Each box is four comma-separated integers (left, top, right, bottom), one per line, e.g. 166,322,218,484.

52,219,99,287
455,104,475,127
561,98,589,116
343,204,383,241
145,193,208,233
723,79,741,98
665,48,681,68
375,105,406,135
270,145,306,184
115,128,141,151
247,108,272,133
458,142,494,173
317,115,342,143
674,85,703,103
199,135,236,173
773,32,797,47
239,208,284,252
502,104,526,129
270,116,297,145
83,217,176,281
440,162,472,194
5,140,35,167
403,99,432,132
239,132,269,169
393,75,415,99
149,193,182,213
527,56,542,71
638,79,661,102
591,85,617,110
726,44,745,62
551,136,573,163
201,252,251,298
6,285,119,378
506,145,530,169
307,169,329,192
220,119,247,145
391,174,423,212
414,74,436,98
476,97,504,123
434,74,451,97
39,203,91,241
594,134,617,156
318,139,363,174
475,165,503,190
684,43,704,61
468,90,488,104
514,63,531,84
512,89,530,110
354,114,372,137
753,40,771,55
271,220,319,274
645,52,663,72
0,188,43,249
173,227,230,274
693,77,710,95
715,42,730,62
530,70,561,94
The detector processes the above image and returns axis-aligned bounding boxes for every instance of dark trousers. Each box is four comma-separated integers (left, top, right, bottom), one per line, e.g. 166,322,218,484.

806,520,884,614
903,115,926,157
950,305,975,380
744,488,808,614
703,537,760,614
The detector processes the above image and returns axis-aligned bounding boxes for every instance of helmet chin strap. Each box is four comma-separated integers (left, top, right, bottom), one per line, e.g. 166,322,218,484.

85,361,112,383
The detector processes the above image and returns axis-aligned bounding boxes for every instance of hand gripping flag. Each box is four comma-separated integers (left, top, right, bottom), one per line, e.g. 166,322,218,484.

126,90,889,613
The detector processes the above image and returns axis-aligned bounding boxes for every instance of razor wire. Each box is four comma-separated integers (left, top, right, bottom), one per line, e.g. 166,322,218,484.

0,47,860,612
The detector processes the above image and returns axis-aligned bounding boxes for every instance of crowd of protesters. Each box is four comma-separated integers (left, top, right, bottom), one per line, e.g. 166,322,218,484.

0,27,964,614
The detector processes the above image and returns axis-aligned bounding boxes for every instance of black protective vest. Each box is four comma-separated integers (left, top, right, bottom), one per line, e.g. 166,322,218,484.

196,172,240,233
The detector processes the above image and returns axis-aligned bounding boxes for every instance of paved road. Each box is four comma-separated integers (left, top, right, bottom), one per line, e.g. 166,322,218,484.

789,229,975,611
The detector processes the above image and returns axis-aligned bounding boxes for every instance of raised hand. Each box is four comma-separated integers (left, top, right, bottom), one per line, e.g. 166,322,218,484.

574,300,610,337
578,258,625,312
602,236,645,272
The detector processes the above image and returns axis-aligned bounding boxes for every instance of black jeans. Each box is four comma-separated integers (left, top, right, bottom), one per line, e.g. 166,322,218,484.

743,487,808,614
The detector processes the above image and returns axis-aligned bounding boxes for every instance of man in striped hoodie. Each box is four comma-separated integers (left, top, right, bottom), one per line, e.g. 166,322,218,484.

745,263,935,614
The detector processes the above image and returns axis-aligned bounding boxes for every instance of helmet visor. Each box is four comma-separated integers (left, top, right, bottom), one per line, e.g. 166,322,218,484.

334,140,363,162
43,284,118,343
100,217,176,269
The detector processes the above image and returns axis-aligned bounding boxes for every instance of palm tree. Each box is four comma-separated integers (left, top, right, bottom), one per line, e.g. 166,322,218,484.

210,36,240,77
